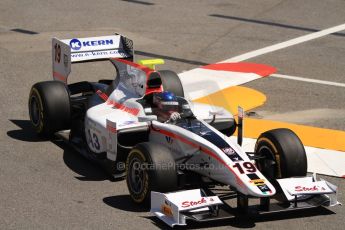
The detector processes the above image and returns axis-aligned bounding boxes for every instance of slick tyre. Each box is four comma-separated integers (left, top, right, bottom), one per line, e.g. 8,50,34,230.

28,81,71,137
254,128,307,180
126,143,178,205
158,70,184,97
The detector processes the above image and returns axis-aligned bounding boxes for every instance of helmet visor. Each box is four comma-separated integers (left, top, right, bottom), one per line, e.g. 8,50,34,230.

160,101,179,112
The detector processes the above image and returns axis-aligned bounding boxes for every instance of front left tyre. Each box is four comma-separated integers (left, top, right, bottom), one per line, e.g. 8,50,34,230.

29,81,71,137
126,142,178,205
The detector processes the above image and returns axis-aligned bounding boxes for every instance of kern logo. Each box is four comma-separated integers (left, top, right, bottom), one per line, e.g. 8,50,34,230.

70,38,82,50
69,38,114,51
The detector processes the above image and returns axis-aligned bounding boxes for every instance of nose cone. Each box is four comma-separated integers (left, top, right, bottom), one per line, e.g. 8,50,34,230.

225,160,277,197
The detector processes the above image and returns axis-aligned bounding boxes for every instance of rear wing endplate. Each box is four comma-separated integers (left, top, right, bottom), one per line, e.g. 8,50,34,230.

52,34,133,83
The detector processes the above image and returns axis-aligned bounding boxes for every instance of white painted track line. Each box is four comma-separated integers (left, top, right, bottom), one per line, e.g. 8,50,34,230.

272,74,345,88
223,23,345,62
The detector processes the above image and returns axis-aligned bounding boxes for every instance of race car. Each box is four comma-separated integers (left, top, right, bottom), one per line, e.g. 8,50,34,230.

28,34,340,227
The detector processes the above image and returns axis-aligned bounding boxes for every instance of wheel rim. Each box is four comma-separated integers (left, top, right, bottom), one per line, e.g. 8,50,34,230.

128,157,146,195
29,95,40,126
257,146,276,180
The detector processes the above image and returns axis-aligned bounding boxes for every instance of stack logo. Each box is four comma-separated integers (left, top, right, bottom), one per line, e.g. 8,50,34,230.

69,38,114,51
181,197,215,208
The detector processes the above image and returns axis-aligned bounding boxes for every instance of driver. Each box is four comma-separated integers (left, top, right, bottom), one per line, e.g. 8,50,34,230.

151,91,181,123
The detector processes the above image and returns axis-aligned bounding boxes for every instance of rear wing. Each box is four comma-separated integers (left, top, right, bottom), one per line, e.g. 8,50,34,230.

52,34,133,83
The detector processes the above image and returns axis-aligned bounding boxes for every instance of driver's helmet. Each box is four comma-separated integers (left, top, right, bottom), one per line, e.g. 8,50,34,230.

153,91,179,113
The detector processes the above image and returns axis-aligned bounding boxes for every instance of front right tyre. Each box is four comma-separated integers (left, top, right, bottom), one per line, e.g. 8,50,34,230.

254,128,307,181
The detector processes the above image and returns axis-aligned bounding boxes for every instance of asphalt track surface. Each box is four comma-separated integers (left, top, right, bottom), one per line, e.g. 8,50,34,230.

1,0,344,229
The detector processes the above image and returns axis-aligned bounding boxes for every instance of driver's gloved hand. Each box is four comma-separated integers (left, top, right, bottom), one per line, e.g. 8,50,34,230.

169,112,181,121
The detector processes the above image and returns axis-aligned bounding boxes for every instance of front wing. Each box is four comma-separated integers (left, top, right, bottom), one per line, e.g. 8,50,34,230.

151,176,340,227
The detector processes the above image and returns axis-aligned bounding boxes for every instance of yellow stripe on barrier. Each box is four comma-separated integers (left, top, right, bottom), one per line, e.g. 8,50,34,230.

241,118,345,152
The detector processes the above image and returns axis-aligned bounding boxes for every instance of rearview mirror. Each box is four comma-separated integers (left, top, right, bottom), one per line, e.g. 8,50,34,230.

209,109,224,116
208,109,224,124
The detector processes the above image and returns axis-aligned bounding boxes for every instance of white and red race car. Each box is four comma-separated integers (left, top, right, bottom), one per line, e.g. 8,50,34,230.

28,34,340,227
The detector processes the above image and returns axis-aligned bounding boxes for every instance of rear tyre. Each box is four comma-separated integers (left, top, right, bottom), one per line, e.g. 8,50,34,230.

28,81,71,137
158,70,184,97
254,128,307,180
126,143,178,205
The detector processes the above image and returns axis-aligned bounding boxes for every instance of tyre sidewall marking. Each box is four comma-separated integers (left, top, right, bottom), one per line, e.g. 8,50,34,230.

256,137,282,178
30,88,44,133
126,149,149,203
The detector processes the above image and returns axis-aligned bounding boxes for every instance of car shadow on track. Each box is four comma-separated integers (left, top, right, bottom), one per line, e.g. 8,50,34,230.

103,195,148,213
60,141,111,182
146,207,334,229
7,119,49,142
7,119,112,182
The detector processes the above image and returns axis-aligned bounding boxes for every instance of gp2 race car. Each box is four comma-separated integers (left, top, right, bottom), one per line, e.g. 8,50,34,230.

28,34,340,227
